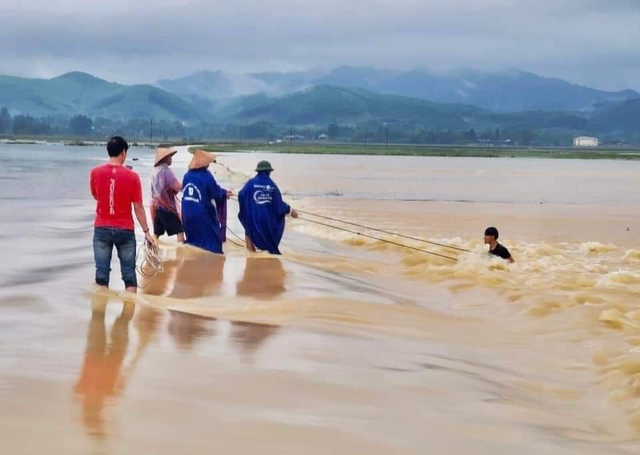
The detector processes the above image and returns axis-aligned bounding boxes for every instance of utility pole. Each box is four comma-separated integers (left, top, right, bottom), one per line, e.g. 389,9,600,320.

290,127,293,145
150,119,153,144
365,128,368,149
385,124,389,150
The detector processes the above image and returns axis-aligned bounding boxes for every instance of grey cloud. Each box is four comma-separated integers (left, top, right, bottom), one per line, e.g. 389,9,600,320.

0,0,638,90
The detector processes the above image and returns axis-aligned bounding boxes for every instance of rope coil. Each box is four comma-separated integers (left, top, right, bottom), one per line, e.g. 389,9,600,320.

136,240,164,280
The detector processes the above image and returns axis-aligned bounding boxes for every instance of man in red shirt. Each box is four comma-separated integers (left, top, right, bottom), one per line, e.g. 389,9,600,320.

90,136,154,293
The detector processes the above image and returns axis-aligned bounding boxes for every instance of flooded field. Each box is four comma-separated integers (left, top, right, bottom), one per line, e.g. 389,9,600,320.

1,143,640,454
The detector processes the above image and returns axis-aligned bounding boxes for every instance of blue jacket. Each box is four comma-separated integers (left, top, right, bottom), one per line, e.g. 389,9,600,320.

238,172,290,255
181,168,228,254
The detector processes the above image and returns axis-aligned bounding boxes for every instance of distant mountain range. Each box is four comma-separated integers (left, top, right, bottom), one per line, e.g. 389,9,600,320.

0,68,639,135
158,66,639,113
0,72,203,120
226,85,481,128
222,85,599,132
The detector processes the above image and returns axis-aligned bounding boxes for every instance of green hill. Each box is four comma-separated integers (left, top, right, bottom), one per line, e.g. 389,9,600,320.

162,66,639,112
2,71,640,139
232,85,483,127
588,99,640,133
0,72,203,120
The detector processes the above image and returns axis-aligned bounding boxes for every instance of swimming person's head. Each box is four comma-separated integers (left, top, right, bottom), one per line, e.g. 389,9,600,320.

107,136,129,163
484,227,499,245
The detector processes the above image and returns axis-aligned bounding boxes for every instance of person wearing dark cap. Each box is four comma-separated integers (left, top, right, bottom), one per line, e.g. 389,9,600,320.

238,160,298,255
484,227,514,263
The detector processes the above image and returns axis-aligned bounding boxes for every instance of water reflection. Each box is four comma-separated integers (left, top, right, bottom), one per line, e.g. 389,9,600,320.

73,256,289,437
74,297,162,439
236,257,286,299
73,296,134,438
168,311,215,350
230,321,278,359
165,310,278,360
142,248,226,299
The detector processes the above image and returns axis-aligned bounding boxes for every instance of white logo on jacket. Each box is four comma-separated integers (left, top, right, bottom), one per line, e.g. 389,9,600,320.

253,189,273,205
183,183,202,203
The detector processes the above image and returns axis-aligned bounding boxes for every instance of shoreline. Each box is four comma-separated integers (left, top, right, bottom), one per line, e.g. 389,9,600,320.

193,143,640,161
0,138,193,148
3,138,640,161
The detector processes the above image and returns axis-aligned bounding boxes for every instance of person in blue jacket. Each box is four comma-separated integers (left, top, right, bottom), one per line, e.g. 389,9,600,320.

238,160,298,255
181,150,232,254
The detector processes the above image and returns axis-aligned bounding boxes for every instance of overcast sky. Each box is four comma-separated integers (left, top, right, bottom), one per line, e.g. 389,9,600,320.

1,0,639,90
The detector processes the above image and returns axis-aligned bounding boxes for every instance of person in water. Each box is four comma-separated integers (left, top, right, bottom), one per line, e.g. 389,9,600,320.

238,160,298,255
151,148,184,242
90,136,154,293
484,227,514,263
181,150,232,254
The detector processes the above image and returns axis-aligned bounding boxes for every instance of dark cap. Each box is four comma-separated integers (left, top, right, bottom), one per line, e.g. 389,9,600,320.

255,160,274,172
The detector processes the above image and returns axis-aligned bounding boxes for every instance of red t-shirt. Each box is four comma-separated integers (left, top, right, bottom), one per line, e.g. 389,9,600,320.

90,164,143,230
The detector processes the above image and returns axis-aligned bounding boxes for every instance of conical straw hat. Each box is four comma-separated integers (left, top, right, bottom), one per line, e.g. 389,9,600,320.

188,149,217,170
154,148,177,166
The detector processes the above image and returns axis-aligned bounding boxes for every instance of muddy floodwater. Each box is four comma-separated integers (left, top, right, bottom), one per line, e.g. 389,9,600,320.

1,143,640,454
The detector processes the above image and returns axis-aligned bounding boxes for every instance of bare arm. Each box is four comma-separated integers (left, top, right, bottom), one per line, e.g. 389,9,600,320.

90,172,97,200
134,202,154,244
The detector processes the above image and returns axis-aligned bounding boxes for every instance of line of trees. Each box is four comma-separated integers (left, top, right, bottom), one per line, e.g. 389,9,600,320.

0,107,635,146
1,109,54,136
0,109,96,137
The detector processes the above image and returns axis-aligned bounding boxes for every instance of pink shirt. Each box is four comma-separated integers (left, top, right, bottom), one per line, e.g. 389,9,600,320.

151,164,179,213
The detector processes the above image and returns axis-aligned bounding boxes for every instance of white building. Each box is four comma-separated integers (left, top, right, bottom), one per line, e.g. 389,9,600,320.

318,134,328,141
573,136,599,147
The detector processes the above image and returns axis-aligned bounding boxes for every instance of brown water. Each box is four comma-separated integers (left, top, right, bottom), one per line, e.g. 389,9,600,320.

1,143,640,454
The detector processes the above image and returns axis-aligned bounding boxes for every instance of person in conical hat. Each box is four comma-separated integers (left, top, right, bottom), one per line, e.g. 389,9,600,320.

187,149,217,170
181,150,233,254
151,148,184,242
237,160,298,255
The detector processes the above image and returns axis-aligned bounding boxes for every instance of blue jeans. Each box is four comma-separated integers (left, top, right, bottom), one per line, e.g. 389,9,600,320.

93,227,137,289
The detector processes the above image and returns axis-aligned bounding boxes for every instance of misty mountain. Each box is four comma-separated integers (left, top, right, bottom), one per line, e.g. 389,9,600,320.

0,72,203,120
229,85,482,127
159,66,639,113
377,68,638,112
0,70,638,137
313,66,397,91
228,85,609,132
250,70,319,94
157,70,275,100
589,98,640,133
